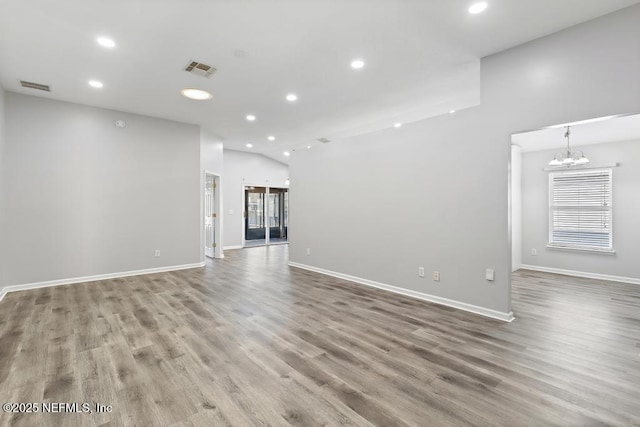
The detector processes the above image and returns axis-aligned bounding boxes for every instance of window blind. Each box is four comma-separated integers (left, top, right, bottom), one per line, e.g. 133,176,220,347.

549,169,612,250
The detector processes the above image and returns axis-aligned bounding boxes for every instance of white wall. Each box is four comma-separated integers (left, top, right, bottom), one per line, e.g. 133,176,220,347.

521,139,640,281
222,149,288,248
199,128,224,260
2,93,202,287
289,5,640,319
511,145,522,271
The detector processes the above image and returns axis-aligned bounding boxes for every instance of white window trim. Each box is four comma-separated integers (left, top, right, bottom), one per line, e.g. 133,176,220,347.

548,168,614,253
546,244,615,255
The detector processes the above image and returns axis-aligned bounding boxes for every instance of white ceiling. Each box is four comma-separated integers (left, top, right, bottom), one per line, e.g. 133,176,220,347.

1,0,639,163
513,113,640,152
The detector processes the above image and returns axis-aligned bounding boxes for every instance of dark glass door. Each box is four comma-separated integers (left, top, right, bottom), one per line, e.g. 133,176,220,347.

268,188,288,244
245,186,266,246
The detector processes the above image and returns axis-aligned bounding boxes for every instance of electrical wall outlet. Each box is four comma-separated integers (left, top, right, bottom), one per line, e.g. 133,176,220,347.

432,271,440,281
306,248,311,256
486,268,495,281
531,248,537,256
418,267,425,277
154,250,160,257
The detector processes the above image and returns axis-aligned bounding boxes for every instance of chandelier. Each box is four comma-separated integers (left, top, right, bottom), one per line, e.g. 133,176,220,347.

549,126,589,167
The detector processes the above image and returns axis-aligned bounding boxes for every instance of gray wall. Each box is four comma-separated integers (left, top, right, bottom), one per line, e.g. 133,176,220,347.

222,149,289,248
522,139,640,280
0,87,5,287
289,5,640,316
200,128,224,177
2,93,201,287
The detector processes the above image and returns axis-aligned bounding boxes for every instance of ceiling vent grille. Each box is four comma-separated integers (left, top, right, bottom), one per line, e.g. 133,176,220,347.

184,60,217,78
317,137,331,144
20,80,50,92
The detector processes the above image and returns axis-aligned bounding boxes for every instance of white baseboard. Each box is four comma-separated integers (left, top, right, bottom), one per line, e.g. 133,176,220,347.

519,264,640,285
223,245,243,250
0,262,205,303
288,262,514,323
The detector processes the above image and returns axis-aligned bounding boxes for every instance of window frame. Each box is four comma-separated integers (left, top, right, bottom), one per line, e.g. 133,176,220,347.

547,168,614,254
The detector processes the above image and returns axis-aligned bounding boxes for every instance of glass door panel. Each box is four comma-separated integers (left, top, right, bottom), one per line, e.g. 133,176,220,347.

245,186,266,247
269,188,288,244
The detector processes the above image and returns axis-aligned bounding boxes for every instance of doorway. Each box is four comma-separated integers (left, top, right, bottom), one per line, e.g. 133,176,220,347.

243,185,288,247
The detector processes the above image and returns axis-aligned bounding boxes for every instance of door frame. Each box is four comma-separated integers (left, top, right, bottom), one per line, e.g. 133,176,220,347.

204,171,222,258
242,182,269,248
266,185,289,246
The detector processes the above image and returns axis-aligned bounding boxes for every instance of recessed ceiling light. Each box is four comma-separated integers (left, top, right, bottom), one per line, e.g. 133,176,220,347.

350,59,365,69
246,115,256,121
307,145,311,149
283,151,290,157
286,93,298,102
96,37,116,48
88,80,103,88
246,143,253,148
394,123,402,128
449,109,456,114
180,88,212,100
268,136,275,141
468,2,488,14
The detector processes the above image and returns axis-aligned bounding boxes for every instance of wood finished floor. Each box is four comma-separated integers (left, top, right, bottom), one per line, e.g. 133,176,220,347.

1,246,639,426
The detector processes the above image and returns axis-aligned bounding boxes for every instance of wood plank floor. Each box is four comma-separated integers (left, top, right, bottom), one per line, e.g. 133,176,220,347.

1,245,639,426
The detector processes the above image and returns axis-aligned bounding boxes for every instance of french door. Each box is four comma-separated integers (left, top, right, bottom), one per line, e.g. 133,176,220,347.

244,186,288,247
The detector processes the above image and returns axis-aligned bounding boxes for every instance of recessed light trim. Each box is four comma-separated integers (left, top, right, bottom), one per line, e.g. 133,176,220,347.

468,2,488,14
181,88,212,100
89,80,103,88
307,145,311,149
246,115,256,121
283,151,290,157
268,136,275,141
350,59,365,69
246,143,253,148
286,93,298,102
97,37,116,48
394,123,402,128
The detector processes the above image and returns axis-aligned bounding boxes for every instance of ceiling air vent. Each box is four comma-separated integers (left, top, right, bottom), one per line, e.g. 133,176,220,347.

317,137,331,144
20,80,50,92
184,60,217,78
